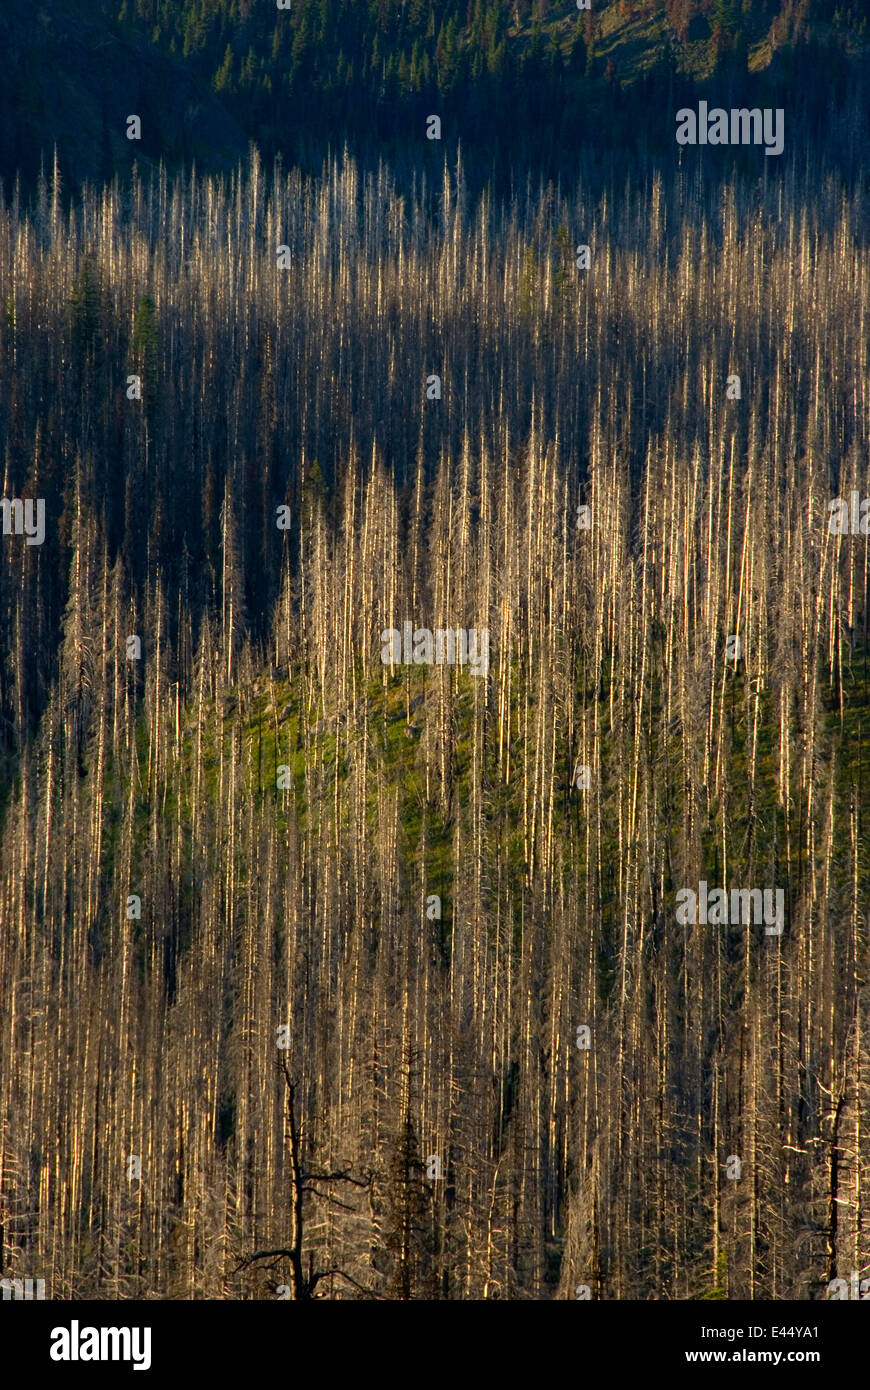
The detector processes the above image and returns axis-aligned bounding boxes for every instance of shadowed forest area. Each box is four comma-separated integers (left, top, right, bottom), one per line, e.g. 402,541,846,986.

2,0,867,189
0,0,868,1305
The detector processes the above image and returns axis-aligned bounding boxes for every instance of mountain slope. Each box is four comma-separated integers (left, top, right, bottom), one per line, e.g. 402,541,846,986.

0,0,247,189
2,0,866,189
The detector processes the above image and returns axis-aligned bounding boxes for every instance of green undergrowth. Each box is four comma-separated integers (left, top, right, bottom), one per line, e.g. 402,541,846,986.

47,634,870,975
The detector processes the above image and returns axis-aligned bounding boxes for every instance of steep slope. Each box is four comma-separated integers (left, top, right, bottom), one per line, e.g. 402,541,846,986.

0,0,247,189
2,0,866,188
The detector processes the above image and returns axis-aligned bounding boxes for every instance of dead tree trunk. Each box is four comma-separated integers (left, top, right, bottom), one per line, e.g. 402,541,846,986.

236,1055,378,1299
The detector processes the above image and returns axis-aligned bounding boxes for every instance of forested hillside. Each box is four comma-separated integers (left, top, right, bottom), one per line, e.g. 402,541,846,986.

0,142,867,1297
1,0,866,188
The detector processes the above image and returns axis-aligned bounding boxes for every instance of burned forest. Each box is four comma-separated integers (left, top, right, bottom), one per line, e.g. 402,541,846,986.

0,0,868,1309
